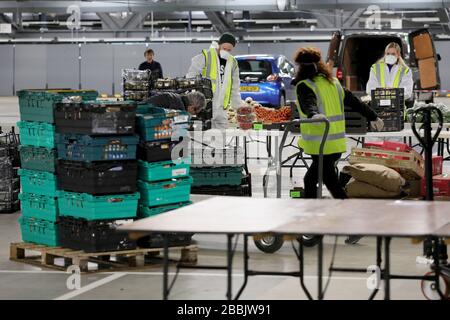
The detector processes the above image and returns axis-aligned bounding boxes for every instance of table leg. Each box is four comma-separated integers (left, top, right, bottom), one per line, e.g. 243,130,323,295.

226,234,234,300
235,235,249,300
369,237,382,300
432,237,447,300
318,236,324,300
298,236,313,300
163,233,169,300
384,237,391,300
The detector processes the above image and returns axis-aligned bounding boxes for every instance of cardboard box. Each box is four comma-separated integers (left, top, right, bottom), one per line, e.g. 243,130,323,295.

421,174,450,197
432,156,443,176
364,141,411,153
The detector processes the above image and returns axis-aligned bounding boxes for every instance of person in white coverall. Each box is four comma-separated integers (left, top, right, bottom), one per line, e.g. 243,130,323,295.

186,33,242,129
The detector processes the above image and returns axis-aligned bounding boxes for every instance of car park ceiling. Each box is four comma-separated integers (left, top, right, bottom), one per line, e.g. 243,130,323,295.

1,1,450,42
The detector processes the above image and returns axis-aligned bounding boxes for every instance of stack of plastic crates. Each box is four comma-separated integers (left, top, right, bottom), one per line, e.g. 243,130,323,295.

0,128,20,213
370,88,405,132
136,104,193,248
54,99,139,252
122,69,154,102
17,89,98,246
190,147,252,197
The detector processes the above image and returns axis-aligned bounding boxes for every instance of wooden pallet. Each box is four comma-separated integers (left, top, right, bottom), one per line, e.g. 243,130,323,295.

10,242,198,273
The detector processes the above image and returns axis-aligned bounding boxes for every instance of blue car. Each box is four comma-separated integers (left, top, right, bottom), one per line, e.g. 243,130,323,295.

235,54,296,108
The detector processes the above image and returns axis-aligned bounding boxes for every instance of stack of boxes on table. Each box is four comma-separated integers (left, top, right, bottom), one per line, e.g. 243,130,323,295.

17,89,97,246
0,128,20,214
122,69,154,102
134,104,193,247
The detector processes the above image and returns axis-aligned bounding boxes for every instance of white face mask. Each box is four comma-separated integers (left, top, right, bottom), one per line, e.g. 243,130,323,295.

220,50,231,60
385,54,398,65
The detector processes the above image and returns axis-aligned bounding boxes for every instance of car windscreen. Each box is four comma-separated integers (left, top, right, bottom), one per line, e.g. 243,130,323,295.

238,59,273,82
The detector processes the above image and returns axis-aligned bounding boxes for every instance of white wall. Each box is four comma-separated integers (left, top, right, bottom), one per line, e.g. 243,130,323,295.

0,40,447,96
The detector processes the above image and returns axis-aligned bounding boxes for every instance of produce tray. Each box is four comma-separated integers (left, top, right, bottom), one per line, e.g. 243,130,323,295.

19,146,57,173
57,160,137,195
58,216,136,253
138,177,192,207
18,89,98,123
19,216,58,246
18,169,58,197
190,147,244,167
137,140,184,163
17,121,55,148
56,133,138,162
19,193,59,222
190,166,243,187
191,174,252,197
58,191,139,221
138,158,190,182
138,201,192,218
54,100,136,135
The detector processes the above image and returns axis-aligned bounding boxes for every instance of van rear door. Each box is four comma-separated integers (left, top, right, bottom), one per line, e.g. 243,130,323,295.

408,29,440,90
326,31,342,68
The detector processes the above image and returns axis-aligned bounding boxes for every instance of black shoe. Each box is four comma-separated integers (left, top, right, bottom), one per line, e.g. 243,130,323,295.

345,236,363,245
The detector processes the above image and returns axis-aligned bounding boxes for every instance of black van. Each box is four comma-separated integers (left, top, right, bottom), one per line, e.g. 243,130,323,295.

326,28,441,100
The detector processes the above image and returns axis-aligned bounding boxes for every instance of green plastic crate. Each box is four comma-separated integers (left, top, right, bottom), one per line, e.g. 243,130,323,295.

58,191,140,221
18,89,98,123
19,193,59,222
138,177,192,207
19,146,57,173
190,166,243,187
19,216,58,246
138,201,192,218
17,121,55,148
18,169,58,197
138,158,190,182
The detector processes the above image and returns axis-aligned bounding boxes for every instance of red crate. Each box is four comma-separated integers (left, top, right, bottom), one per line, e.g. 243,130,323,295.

364,141,411,152
421,174,450,197
432,156,443,176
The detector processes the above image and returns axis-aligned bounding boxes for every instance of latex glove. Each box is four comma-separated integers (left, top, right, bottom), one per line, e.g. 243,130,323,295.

311,113,327,121
370,117,384,131
360,95,372,103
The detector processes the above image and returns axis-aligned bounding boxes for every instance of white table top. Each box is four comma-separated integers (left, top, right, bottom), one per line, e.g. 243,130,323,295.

118,197,450,237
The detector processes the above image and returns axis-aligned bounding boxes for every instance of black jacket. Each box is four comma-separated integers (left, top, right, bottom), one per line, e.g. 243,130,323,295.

296,82,378,121
147,92,188,111
138,60,163,79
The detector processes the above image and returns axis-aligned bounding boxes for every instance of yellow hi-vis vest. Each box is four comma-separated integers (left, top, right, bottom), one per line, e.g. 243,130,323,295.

371,62,410,88
201,48,237,109
296,75,346,155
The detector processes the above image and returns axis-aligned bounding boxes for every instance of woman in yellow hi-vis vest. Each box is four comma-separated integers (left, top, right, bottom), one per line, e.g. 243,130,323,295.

186,33,242,129
366,42,413,99
293,48,383,200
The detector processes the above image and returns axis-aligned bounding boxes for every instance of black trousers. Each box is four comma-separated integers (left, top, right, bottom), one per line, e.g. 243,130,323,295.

304,153,348,199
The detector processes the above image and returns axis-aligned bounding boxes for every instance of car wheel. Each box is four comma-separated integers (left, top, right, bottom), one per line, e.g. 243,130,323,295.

254,235,284,253
298,235,323,247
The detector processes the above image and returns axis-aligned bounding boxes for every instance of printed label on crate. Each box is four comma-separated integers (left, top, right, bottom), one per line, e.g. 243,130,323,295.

379,99,392,106
172,168,187,177
174,115,189,123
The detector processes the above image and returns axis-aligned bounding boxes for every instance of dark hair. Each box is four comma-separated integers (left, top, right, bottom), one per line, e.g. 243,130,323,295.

292,47,333,85
144,49,154,56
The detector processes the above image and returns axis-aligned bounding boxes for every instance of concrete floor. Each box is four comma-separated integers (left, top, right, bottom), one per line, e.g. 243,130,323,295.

0,96,448,300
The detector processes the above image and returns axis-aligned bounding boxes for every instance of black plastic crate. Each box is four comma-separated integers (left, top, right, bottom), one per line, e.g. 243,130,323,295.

58,216,136,253
0,129,20,167
0,189,19,202
191,174,252,197
0,178,20,192
54,101,137,135
345,106,367,134
57,160,137,195
371,88,405,110
0,200,20,213
137,140,184,163
0,160,15,179
370,109,404,132
137,233,193,248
